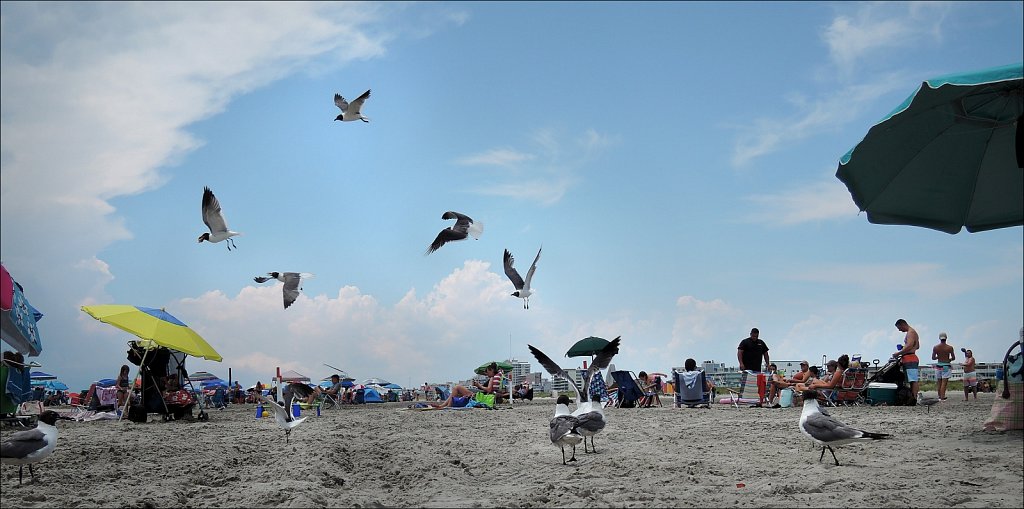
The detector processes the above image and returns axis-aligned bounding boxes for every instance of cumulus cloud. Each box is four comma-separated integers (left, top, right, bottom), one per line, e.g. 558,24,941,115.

669,296,741,350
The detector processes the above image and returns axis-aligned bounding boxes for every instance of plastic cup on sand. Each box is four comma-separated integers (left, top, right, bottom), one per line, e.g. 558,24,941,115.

255,404,263,418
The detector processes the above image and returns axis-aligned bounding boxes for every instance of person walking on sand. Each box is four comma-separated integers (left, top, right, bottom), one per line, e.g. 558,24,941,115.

737,328,770,372
962,348,978,401
894,319,921,401
932,332,955,401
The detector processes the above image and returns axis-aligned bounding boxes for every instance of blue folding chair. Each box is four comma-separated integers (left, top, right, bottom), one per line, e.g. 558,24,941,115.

610,370,645,408
674,370,712,409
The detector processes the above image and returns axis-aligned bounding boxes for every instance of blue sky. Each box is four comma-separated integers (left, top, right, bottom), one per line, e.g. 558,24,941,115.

2,2,1022,392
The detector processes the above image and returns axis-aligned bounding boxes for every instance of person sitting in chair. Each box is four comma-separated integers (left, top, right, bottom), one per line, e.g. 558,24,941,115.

431,363,501,409
304,374,344,405
683,358,714,393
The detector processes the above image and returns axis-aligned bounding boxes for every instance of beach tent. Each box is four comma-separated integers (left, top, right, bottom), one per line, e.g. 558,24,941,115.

363,386,383,403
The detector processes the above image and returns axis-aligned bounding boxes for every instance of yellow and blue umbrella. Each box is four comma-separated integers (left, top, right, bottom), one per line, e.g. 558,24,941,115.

836,62,1023,234
80,304,222,361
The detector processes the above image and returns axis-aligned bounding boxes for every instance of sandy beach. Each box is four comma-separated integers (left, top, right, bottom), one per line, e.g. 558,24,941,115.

2,392,1022,508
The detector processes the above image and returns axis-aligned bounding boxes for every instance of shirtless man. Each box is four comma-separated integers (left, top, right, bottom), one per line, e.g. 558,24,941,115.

961,348,977,401
894,319,921,401
932,332,955,400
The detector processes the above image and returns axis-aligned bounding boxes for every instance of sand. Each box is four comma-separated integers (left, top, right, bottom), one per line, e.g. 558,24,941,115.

2,391,1022,508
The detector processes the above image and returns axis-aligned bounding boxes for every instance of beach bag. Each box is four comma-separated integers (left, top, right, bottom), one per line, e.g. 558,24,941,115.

984,340,1024,431
473,392,495,408
127,404,148,423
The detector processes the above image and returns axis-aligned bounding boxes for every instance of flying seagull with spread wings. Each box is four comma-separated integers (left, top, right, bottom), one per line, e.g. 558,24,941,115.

253,272,314,309
504,246,542,309
425,211,484,255
334,89,371,122
197,186,241,250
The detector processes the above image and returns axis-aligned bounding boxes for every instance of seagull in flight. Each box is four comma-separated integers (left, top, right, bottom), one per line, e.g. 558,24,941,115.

198,186,241,250
253,272,314,309
530,336,620,454
1,410,71,484
504,246,541,309
550,395,583,465
334,90,371,122
799,389,890,466
425,211,484,255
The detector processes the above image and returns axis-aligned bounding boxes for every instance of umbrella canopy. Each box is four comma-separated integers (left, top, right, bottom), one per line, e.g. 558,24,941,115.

30,371,57,380
360,377,390,386
321,373,355,381
565,336,610,358
80,305,222,361
189,371,220,382
278,369,310,383
201,379,228,388
31,379,69,391
382,383,402,390
836,62,1023,234
1,263,44,357
474,361,514,375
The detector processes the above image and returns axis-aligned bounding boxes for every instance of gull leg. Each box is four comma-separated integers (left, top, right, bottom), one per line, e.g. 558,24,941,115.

590,437,597,453
827,446,840,466
569,444,578,462
561,446,567,465
28,464,35,483
18,466,23,485
819,446,826,462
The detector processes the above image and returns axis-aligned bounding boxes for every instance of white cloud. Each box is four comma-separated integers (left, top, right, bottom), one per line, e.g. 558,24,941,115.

824,2,952,73
742,176,861,225
669,296,741,350
788,261,1022,298
459,128,614,205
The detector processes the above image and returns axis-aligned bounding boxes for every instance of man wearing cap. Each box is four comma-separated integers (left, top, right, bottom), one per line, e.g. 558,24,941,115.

932,332,955,401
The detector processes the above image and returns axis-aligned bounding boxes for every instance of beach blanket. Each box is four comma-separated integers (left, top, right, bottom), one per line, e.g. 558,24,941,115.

401,403,474,411
61,407,119,421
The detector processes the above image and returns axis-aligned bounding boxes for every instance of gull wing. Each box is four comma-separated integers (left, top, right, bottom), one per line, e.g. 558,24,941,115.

286,382,315,400
529,344,584,402
348,89,371,114
503,249,525,289
583,336,620,388
803,412,860,442
550,414,580,442
334,93,349,112
281,272,304,309
202,187,229,234
0,428,47,459
523,246,543,290
426,228,468,255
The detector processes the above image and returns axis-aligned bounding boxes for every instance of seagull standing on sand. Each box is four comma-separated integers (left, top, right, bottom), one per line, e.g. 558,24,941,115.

504,246,541,309
334,90,371,122
917,392,940,413
550,395,583,465
1,410,70,484
253,272,314,309
425,211,484,255
530,336,620,454
799,389,890,466
197,186,241,250
262,386,307,444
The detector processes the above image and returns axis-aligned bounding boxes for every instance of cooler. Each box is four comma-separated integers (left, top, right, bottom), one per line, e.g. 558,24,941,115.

866,382,897,405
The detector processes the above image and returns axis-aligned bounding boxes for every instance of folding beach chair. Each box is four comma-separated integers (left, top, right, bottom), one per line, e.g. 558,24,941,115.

609,370,645,408
822,368,869,407
674,370,712,409
726,371,766,408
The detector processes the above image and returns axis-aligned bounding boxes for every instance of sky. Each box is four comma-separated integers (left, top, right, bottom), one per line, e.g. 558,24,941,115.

2,1,1022,393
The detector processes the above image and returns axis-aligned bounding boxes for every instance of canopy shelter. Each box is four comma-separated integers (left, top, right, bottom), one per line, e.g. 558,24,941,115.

278,369,310,383
1,263,44,357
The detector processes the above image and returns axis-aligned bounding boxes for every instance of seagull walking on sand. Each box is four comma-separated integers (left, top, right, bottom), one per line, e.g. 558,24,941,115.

550,395,583,465
530,336,620,454
262,385,307,444
253,272,314,309
504,246,541,309
1,410,71,484
334,90,371,122
799,389,890,466
426,211,484,255
197,186,241,250
917,392,941,413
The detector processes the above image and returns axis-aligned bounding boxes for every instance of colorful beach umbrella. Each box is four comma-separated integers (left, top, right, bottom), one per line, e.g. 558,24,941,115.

188,371,220,382
29,371,57,380
836,62,1023,234
80,305,222,361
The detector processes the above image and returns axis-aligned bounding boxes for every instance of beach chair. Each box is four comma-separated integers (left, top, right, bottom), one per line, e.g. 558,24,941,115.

727,370,766,407
609,371,645,408
673,370,712,409
639,376,663,407
823,368,869,407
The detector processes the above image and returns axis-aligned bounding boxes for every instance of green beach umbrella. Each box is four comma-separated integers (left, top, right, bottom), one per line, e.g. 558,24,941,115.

475,361,514,375
836,62,1023,234
565,336,610,358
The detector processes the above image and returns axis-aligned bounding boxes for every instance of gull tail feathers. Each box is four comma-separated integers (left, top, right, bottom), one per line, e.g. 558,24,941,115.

468,221,484,240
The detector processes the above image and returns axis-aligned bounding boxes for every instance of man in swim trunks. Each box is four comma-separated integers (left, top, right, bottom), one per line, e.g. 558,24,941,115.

932,332,955,401
894,318,921,401
962,348,977,401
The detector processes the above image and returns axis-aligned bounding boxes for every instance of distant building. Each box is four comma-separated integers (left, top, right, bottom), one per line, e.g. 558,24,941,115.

550,368,583,394
505,358,532,385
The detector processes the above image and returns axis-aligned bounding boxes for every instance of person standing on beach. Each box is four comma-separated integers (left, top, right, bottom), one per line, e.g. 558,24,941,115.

931,332,955,401
737,328,770,372
962,348,978,401
894,319,921,401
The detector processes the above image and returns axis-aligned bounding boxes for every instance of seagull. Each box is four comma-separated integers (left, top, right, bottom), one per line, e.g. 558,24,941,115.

253,272,314,309
504,246,541,309
334,90,371,122
262,390,307,444
550,395,583,465
799,389,890,466
530,336,620,454
917,392,941,413
1,410,70,484
197,186,241,251
425,211,484,255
